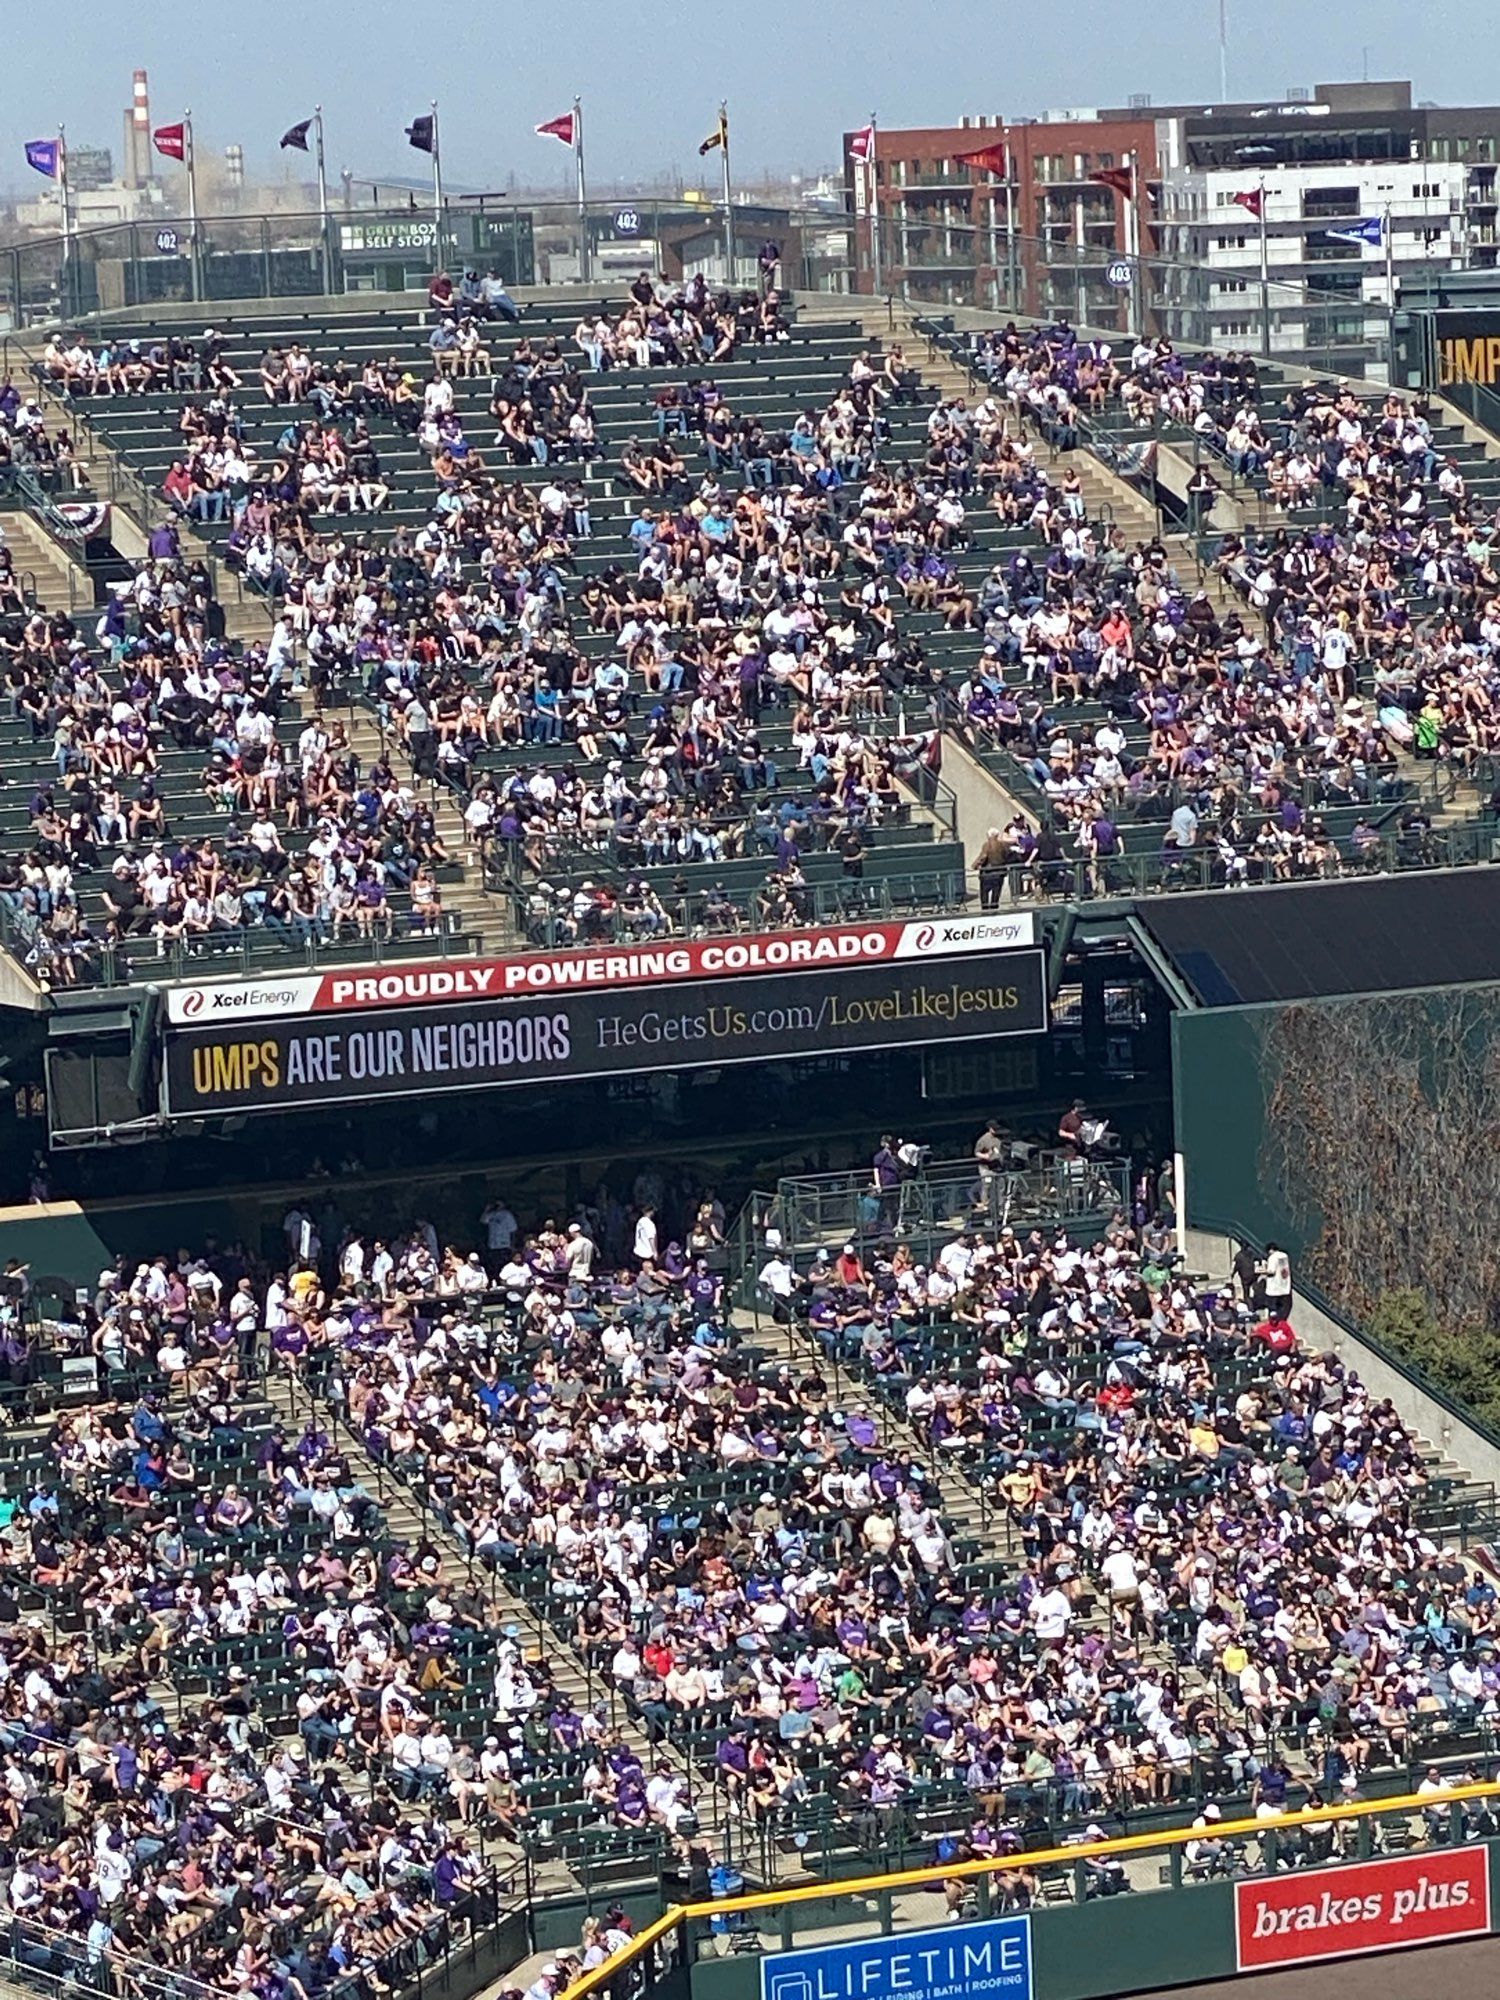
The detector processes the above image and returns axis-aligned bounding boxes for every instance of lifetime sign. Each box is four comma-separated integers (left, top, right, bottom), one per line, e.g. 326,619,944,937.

161,949,1049,1116
760,1917,1032,2000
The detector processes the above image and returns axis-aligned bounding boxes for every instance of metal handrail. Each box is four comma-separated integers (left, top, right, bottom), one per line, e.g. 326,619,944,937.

494,866,973,947
558,1780,1500,2000
21,360,250,610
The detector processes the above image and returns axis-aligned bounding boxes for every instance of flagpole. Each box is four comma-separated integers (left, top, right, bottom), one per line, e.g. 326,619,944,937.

719,102,734,284
314,106,332,295
574,97,590,289
1383,201,1394,304
1258,172,1269,359
1125,149,1142,337
869,113,882,299
58,124,72,319
185,110,200,304
1384,201,1395,378
430,100,445,275
1219,0,1229,103
1006,144,1019,314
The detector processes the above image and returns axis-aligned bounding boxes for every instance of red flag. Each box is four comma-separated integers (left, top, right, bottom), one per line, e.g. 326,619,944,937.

1091,166,1135,199
956,143,1009,177
849,125,874,162
535,112,575,147
1232,188,1265,219
153,122,186,162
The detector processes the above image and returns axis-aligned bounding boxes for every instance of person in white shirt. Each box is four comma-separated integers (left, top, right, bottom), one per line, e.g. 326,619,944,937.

633,1208,658,1264
1030,1583,1073,1644
758,1253,796,1318
564,1224,596,1279
388,1720,425,1795
1100,1541,1140,1635
1261,1242,1293,1317
1417,1763,1451,1839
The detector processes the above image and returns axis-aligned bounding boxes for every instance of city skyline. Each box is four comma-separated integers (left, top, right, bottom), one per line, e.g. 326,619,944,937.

2,0,1499,201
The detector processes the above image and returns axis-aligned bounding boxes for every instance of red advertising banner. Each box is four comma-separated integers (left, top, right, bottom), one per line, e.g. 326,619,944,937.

1235,1847,1490,1970
163,913,1036,1026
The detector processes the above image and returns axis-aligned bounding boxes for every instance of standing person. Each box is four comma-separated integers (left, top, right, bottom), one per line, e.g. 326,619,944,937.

872,1135,902,1229
480,1197,519,1259
1231,1240,1262,1310
1261,1242,1293,1320
975,826,1009,911
633,1205,659,1266
973,1119,1009,1211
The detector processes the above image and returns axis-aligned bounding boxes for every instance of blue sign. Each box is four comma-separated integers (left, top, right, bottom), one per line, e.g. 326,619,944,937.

1105,258,1133,288
761,1918,1032,2000
613,207,641,236
155,228,180,255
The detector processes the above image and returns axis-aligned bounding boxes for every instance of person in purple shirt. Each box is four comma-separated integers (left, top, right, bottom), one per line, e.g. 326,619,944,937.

845,1406,879,1452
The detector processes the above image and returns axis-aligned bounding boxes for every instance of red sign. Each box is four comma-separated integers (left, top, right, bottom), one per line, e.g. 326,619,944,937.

163,913,1036,1026
1235,1847,1490,1970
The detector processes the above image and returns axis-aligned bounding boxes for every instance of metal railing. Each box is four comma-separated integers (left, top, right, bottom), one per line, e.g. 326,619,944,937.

496,866,974,948
762,1154,1131,1264
559,1782,1500,2000
0,199,1400,375
1436,372,1500,445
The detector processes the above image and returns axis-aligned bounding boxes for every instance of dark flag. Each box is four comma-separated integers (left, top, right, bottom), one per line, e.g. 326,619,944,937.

535,111,576,146
956,143,1008,177
280,119,313,152
406,114,435,154
1091,166,1135,199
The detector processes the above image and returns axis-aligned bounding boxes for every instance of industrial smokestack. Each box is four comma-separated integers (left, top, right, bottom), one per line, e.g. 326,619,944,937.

124,68,150,189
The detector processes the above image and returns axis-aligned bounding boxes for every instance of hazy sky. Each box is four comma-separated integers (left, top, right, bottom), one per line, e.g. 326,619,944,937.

4,0,1498,196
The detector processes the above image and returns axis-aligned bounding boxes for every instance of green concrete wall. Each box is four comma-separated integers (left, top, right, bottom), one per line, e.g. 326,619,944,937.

682,1842,1500,2000
1171,1006,1302,1253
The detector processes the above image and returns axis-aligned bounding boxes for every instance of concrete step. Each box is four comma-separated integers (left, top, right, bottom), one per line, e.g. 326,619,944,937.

257,1368,668,1774
736,1307,1018,1558
0,509,90,615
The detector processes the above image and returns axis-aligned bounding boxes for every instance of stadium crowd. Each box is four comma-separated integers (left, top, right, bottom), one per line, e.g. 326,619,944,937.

0,1282,515,2000
918,318,1499,886
15,292,1500,994
2,1151,1486,1919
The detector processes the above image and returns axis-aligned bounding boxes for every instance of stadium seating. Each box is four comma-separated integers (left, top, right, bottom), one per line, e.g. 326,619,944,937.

10,296,1018,987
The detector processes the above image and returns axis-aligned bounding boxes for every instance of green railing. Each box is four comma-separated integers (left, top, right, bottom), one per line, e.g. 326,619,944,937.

0,896,487,994
495,866,974,949
754,1154,1131,1268
0,198,1390,376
